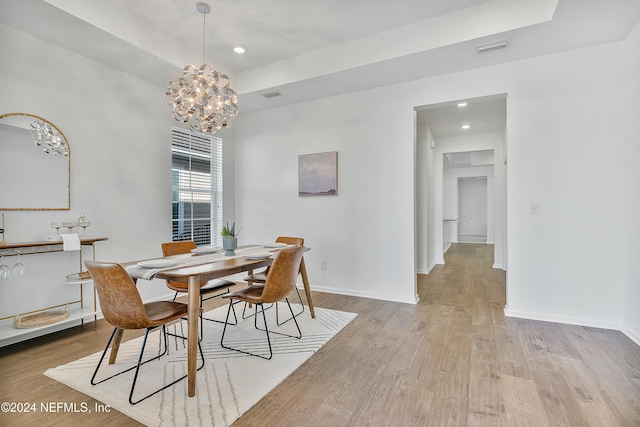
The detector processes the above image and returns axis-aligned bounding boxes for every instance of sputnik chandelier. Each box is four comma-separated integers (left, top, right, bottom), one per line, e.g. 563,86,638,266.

165,2,238,134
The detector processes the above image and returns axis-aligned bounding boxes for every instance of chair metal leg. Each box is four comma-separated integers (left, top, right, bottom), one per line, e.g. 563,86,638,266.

221,302,273,360
221,298,301,360
168,293,239,345
129,326,205,405
202,289,238,325
91,325,205,405
128,328,154,404
258,299,302,339
172,288,239,337
241,301,273,319
245,280,305,325
91,327,121,386
91,327,170,387
256,303,274,360
275,288,305,326
248,273,307,318
205,300,238,325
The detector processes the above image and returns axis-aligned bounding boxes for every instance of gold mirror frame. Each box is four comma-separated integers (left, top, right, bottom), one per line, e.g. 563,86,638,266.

0,112,70,210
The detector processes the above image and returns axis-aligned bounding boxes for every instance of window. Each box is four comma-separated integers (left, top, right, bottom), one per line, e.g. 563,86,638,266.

171,127,223,247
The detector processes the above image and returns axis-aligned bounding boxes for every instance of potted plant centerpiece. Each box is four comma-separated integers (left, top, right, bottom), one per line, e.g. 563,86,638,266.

221,221,241,256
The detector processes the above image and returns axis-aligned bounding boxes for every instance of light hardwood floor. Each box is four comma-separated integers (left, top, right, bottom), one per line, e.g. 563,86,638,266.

1,243,639,426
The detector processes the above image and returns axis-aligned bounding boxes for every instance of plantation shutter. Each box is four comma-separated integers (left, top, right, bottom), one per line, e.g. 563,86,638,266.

171,127,223,247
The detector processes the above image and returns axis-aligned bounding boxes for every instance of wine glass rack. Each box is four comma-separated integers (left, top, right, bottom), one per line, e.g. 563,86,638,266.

0,237,108,347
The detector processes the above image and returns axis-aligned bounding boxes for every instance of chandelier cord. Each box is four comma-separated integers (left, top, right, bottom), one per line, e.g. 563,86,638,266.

202,9,206,64
165,2,238,134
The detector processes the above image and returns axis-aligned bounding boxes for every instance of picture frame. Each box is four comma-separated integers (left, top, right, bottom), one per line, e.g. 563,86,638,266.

298,151,338,196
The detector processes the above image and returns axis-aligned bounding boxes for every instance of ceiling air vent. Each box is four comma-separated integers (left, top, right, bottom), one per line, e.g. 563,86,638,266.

475,39,509,54
261,91,282,99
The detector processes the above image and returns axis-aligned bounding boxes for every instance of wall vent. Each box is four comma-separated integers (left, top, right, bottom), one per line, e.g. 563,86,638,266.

475,39,509,54
261,91,282,99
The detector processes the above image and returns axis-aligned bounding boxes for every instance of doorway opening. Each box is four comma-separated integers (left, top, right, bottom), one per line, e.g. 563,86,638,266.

414,93,507,275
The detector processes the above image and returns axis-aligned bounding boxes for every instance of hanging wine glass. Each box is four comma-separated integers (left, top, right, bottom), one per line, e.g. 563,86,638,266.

0,254,10,280
13,250,25,277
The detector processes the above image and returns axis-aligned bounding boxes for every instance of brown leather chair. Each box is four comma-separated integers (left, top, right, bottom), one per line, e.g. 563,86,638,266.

162,241,237,333
221,246,305,360
242,236,305,318
85,261,204,405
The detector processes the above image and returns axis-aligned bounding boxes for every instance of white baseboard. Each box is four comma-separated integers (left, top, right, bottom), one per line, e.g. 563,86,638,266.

621,325,640,347
506,307,640,347
504,307,621,331
311,285,419,305
417,262,437,275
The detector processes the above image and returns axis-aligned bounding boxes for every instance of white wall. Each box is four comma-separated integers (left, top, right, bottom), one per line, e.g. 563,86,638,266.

622,22,640,344
235,30,637,340
235,90,418,304
0,24,236,324
504,44,627,330
416,123,436,274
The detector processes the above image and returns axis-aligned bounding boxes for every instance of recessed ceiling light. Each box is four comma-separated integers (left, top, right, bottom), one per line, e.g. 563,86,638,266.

457,102,468,107
233,45,247,54
461,124,471,130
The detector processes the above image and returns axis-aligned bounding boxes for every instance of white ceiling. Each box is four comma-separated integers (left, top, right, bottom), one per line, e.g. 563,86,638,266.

1,0,639,136
417,94,507,138
444,150,495,169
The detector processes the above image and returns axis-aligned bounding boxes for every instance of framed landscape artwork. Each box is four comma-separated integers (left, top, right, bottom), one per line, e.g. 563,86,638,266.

298,151,338,196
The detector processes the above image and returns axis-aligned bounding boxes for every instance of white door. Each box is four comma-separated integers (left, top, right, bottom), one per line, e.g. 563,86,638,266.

458,177,487,238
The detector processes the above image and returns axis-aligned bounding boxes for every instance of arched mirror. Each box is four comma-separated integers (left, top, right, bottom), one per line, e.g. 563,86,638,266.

0,113,70,210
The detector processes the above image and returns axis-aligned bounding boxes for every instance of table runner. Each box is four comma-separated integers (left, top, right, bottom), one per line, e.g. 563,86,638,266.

124,244,292,281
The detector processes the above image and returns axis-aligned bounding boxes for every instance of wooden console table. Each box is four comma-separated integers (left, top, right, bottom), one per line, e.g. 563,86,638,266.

0,237,107,347
0,236,107,255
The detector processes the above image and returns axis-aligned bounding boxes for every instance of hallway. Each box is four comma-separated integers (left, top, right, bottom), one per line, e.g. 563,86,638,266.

420,243,640,426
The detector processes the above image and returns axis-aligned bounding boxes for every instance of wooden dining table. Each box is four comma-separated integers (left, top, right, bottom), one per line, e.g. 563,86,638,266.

123,245,314,397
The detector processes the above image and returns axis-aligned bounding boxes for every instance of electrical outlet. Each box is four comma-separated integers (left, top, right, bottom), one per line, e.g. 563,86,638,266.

320,260,327,270
530,203,539,215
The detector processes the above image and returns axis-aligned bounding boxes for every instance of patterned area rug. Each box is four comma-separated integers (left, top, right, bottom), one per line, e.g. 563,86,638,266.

45,304,356,426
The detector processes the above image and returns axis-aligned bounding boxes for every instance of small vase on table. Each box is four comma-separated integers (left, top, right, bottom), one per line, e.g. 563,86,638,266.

223,237,237,256
221,220,241,256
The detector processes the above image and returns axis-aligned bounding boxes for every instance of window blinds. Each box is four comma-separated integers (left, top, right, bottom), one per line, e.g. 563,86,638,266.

171,127,223,247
